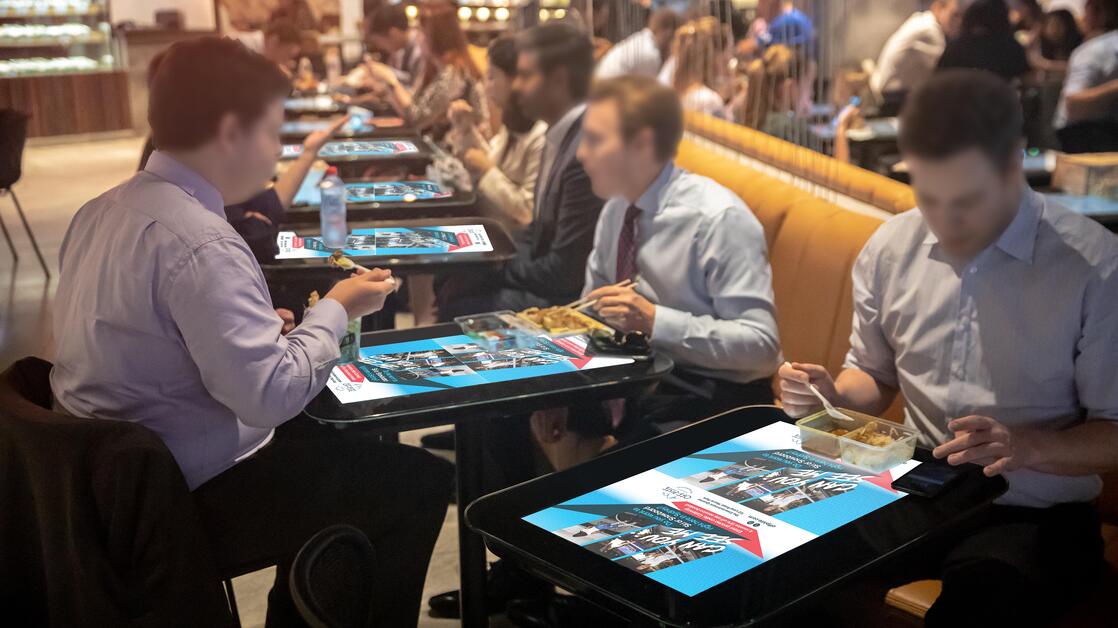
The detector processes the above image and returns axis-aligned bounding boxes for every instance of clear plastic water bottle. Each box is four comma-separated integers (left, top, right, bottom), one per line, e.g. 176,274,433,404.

319,166,348,249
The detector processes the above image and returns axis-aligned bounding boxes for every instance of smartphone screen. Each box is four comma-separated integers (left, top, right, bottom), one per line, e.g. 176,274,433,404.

891,460,966,498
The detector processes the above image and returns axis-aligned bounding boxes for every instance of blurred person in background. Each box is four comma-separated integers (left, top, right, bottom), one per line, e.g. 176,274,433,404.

363,0,489,140
595,8,682,79
669,17,735,119
362,1,424,88
1033,9,1085,72
738,44,808,141
270,0,319,32
938,0,1029,83
447,36,547,235
261,18,303,77
871,0,966,112
1055,0,1118,137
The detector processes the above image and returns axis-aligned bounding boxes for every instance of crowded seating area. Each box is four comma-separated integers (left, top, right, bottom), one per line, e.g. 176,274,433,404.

1,1,1116,627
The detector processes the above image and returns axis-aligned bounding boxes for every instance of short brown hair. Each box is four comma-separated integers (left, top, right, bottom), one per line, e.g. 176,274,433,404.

149,37,291,151
898,69,1023,168
589,75,683,162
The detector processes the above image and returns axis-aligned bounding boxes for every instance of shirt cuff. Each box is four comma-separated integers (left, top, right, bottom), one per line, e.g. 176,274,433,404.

651,305,690,347
304,297,350,341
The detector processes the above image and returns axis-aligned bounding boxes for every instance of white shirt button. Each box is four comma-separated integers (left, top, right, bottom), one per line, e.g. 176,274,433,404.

970,267,978,274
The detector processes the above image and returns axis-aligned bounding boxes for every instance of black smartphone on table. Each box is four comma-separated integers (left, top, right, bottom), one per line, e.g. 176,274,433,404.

891,459,968,497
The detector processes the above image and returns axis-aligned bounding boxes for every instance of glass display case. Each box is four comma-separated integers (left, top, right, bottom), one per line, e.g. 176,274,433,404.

0,1,122,77
0,1,130,137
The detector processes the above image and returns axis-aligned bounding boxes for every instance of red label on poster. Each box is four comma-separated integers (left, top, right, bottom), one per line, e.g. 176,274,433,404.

455,232,473,248
338,363,365,383
293,236,304,248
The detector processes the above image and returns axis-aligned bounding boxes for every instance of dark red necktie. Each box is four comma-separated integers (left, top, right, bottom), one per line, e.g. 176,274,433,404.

615,204,641,282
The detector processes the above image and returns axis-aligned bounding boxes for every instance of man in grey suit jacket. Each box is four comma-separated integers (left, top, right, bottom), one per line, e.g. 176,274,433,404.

436,21,605,320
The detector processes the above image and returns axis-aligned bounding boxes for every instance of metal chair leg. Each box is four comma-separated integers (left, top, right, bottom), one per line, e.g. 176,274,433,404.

223,578,242,627
5,189,49,278
0,204,17,264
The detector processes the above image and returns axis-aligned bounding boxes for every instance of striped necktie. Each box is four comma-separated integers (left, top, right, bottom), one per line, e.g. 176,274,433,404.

615,204,641,282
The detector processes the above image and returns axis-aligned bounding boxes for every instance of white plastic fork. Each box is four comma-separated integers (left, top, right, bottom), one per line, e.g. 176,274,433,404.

809,383,856,423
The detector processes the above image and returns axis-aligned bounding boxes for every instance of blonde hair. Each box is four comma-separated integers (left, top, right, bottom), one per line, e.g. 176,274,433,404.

741,44,798,130
670,17,728,95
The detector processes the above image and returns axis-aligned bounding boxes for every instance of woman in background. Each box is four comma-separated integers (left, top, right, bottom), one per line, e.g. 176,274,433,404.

364,0,489,140
937,0,1029,83
738,44,806,141
670,17,734,119
1033,9,1084,73
447,36,546,234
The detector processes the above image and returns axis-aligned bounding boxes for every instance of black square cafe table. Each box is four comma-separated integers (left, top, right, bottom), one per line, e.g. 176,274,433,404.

303,323,675,627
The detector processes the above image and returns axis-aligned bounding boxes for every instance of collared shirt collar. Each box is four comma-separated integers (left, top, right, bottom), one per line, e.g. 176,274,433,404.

546,103,587,147
144,151,226,219
922,186,1041,263
633,161,677,215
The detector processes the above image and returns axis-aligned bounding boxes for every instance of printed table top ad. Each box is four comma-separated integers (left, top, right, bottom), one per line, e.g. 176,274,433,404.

294,179,452,207
275,225,492,259
326,334,634,405
281,140,419,159
523,421,921,597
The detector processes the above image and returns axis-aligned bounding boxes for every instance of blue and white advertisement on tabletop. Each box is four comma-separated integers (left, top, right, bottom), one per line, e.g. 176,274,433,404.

525,421,921,596
275,225,493,259
326,334,634,404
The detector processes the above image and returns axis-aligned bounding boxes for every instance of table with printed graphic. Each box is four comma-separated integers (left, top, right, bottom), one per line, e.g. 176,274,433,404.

303,323,675,628
467,406,1007,627
259,217,516,278
282,175,478,224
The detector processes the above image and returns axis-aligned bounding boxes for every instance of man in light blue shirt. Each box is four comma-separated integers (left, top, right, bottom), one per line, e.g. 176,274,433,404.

781,71,1118,625
50,37,450,626
529,75,780,456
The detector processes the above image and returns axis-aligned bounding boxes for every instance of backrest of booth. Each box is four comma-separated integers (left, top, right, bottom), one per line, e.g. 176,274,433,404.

683,112,917,215
675,140,885,378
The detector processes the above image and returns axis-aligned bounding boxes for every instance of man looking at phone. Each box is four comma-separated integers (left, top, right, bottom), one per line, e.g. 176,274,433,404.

780,70,1118,625
51,37,450,626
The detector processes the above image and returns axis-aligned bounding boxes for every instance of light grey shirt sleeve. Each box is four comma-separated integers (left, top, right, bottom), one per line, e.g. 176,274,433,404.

843,237,899,388
651,206,781,373
1076,256,1118,421
167,237,349,428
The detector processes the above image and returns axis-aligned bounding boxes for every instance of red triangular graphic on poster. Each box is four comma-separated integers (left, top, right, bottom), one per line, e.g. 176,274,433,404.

567,357,592,369
731,535,764,558
864,469,898,492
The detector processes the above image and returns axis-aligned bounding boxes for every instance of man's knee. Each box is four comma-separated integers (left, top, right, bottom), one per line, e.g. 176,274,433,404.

926,559,1036,627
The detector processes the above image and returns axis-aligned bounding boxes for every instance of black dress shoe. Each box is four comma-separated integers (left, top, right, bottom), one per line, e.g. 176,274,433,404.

506,594,622,628
420,428,456,450
427,560,552,619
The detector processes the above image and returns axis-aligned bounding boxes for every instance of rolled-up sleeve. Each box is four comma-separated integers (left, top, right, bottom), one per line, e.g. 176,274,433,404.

651,206,781,375
843,238,899,388
1076,256,1118,421
167,237,349,428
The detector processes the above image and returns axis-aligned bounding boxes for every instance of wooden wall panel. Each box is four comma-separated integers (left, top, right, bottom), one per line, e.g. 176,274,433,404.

0,71,132,138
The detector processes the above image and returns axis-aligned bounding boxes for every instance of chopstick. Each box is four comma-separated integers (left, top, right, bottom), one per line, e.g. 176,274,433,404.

564,279,637,310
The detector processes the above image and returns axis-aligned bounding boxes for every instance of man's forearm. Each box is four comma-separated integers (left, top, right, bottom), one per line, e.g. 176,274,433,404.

834,368,898,417
273,153,318,209
1065,78,1118,122
1020,420,1118,476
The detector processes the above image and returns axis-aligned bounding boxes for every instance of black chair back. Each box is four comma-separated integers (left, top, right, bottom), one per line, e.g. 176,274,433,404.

290,524,377,628
0,109,29,189
0,357,231,626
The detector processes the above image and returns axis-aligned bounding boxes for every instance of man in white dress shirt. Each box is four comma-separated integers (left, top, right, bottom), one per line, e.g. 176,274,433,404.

595,9,682,80
870,0,966,106
782,70,1117,625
